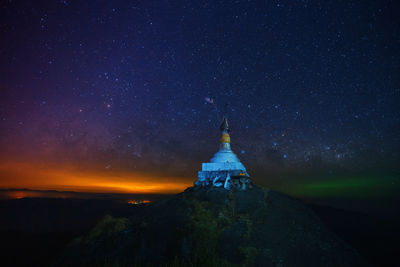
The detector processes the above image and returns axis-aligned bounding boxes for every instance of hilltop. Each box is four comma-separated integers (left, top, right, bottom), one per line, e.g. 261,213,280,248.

58,185,366,266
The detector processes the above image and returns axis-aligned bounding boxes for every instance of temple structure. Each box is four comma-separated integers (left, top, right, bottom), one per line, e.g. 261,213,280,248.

195,117,252,190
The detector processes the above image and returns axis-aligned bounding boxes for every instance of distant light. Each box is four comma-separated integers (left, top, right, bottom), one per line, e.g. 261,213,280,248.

283,154,287,159
128,200,150,205
241,150,246,154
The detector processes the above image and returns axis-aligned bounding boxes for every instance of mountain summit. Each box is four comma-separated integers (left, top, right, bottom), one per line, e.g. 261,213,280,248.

58,185,365,266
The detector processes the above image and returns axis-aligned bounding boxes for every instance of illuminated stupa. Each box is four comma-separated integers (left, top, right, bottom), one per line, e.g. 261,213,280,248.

195,117,252,190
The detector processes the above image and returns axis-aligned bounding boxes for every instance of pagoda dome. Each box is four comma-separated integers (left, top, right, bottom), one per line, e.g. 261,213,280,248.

210,149,241,163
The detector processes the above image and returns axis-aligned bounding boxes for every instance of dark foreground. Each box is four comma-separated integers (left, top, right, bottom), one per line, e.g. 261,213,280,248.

0,188,399,266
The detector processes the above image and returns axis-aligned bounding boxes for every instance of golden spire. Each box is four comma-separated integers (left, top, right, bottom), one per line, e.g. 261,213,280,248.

220,133,231,143
219,116,230,143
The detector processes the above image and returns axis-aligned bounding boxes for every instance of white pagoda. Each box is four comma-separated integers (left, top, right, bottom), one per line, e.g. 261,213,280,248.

195,117,251,190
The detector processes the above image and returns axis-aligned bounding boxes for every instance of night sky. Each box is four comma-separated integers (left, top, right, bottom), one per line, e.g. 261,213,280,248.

0,0,399,196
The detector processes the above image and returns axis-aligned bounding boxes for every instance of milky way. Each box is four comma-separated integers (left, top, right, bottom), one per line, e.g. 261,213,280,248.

0,0,399,192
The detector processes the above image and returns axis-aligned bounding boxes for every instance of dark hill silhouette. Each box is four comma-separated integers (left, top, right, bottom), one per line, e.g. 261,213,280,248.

58,186,367,266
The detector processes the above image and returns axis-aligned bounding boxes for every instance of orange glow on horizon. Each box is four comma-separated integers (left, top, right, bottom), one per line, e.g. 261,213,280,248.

0,162,192,194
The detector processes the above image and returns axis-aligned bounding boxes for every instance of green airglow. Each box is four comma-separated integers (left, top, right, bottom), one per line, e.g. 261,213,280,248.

274,174,400,198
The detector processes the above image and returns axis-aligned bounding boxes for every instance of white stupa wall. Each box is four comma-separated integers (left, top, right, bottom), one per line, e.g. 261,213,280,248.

201,162,246,171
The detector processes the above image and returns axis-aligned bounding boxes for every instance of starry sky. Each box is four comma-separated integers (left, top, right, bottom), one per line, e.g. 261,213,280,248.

0,0,399,196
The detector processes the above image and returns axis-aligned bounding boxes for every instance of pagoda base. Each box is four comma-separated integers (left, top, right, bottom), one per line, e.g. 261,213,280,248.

196,170,252,190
